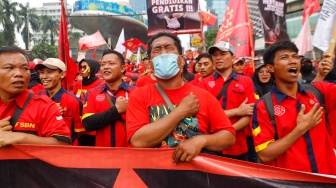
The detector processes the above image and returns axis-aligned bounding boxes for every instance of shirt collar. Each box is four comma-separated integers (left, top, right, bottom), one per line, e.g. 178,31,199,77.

271,82,308,103
101,81,131,93
213,71,238,81
14,89,30,108
50,87,66,102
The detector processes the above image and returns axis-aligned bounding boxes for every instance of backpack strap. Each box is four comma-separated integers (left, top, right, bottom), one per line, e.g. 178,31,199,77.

263,92,278,140
302,84,331,135
155,83,187,131
11,92,33,129
216,79,233,100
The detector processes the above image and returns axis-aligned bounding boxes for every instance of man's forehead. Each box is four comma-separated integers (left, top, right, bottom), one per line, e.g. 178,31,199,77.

152,36,174,47
198,57,212,63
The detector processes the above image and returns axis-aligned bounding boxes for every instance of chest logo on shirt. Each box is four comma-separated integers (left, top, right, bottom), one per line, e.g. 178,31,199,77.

274,105,285,116
96,94,105,102
208,81,215,88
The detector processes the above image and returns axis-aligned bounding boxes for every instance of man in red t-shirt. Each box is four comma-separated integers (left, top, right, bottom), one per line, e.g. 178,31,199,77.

0,46,71,147
127,32,236,164
189,53,215,86
252,41,336,175
198,41,256,161
82,50,134,147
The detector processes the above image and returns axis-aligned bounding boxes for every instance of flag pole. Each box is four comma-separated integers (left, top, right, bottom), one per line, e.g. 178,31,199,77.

327,25,336,55
245,0,255,71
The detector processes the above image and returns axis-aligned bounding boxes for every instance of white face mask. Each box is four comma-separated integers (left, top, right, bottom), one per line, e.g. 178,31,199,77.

152,54,180,79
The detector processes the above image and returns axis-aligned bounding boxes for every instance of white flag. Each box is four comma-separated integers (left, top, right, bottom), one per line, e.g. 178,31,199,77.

312,0,336,52
77,51,86,62
114,28,125,54
125,49,133,60
295,20,313,56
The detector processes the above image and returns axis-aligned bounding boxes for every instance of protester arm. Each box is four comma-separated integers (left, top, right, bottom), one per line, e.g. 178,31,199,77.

232,116,251,132
82,106,122,131
0,131,70,147
312,54,333,82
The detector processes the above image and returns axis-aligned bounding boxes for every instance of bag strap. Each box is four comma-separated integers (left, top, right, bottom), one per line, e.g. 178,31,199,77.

263,92,278,140
302,84,331,135
155,83,187,131
10,92,33,128
216,79,233,100
105,92,126,128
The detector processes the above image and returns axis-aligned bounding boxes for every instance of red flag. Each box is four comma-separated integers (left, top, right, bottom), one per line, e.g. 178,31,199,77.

78,31,106,50
200,11,217,27
216,0,253,58
302,0,320,24
58,0,78,90
122,38,143,52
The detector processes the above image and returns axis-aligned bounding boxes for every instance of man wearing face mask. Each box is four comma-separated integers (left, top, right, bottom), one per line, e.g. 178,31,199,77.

300,58,316,84
126,32,236,164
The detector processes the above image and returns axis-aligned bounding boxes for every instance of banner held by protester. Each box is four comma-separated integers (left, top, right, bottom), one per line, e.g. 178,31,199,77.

0,145,335,188
146,0,202,36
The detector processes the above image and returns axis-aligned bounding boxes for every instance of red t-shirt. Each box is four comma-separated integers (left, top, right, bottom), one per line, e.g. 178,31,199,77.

251,82,336,175
28,84,44,93
72,79,105,104
82,82,134,147
0,90,71,143
136,74,157,87
198,72,256,155
126,83,235,147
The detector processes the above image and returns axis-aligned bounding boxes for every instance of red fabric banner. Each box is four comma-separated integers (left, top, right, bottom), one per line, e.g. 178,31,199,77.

78,31,106,50
58,0,78,90
122,38,143,52
302,0,320,24
200,11,217,26
0,145,335,187
216,0,252,58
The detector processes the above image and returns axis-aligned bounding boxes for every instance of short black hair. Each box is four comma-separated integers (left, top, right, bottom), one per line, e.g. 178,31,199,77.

196,53,213,64
263,41,298,65
147,32,182,59
0,46,29,63
102,49,125,65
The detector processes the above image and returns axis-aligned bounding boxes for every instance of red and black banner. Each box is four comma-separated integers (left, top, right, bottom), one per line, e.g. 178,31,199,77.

1,145,335,187
146,0,202,36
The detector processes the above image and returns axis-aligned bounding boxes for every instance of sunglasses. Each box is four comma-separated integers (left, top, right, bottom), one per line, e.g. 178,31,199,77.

80,65,87,70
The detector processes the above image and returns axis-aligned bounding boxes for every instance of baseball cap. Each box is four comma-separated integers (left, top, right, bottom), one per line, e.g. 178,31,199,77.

35,58,66,71
208,41,235,55
233,57,245,65
254,57,265,69
301,58,312,64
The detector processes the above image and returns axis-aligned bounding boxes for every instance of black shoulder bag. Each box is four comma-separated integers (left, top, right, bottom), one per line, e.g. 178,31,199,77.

155,83,221,155
10,92,33,130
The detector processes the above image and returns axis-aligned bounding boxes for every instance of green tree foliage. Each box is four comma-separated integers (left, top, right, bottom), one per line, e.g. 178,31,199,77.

0,0,19,46
204,29,218,51
17,3,40,50
41,15,59,46
32,37,58,60
0,31,5,46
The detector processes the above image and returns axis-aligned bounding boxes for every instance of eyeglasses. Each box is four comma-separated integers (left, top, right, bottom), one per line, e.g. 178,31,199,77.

80,65,87,70
258,70,269,75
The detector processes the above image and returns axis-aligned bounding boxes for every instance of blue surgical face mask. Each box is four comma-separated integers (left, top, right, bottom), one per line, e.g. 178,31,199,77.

152,53,180,79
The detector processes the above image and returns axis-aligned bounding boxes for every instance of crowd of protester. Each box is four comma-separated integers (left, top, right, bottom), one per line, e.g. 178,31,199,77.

0,32,335,176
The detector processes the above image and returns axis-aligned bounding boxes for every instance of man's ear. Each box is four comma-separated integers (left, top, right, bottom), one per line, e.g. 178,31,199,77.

179,56,185,68
266,64,274,73
61,71,66,79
